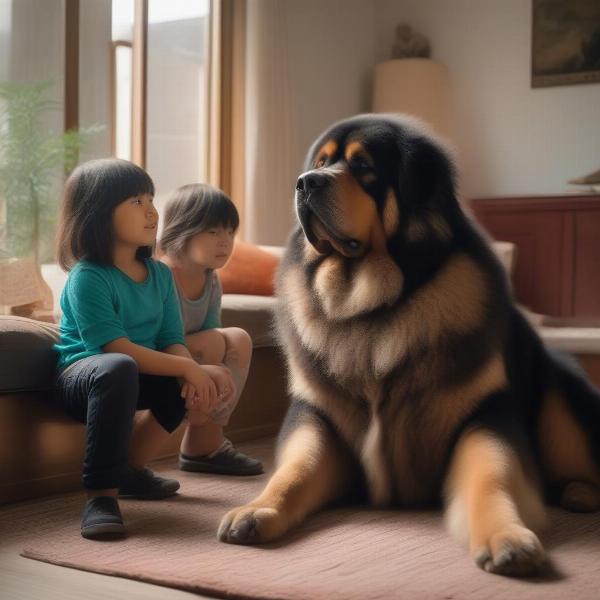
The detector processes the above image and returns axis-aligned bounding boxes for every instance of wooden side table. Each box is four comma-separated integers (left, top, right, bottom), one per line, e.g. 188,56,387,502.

470,194,600,318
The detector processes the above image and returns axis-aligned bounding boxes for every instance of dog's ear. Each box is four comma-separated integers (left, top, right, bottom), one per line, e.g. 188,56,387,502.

400,135,459,213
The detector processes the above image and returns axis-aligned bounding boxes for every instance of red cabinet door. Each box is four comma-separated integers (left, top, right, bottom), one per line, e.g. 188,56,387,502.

574,211,600,317
480,211,569,316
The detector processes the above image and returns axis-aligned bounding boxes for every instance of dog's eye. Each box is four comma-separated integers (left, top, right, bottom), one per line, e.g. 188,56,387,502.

315,156,326,168
351,159,372,173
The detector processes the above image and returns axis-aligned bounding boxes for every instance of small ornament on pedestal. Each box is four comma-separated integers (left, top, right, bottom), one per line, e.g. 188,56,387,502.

391,23,431,59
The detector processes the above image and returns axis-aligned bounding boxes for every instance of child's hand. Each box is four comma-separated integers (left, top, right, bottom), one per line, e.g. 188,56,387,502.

200,364,236,405
182,363,218,412
178,378,197,404
179,381,207,413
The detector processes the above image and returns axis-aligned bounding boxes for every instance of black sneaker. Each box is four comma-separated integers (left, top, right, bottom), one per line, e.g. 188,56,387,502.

179,439,264,476
118,466,180,499
81,496,126,539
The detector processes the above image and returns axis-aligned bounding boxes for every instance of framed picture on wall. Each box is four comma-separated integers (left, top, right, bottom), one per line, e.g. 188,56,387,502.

532,0,600,88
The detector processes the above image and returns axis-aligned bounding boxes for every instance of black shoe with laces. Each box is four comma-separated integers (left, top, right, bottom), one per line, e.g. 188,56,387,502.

118,466,180,499
81,496,125,539
179,439,264,476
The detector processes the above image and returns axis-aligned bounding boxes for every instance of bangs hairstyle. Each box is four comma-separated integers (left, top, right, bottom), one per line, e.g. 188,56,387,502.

159,184,239,258
57,158,155,271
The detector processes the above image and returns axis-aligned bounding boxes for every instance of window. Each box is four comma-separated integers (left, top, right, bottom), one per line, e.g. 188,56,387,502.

0,0,66,263
0,0,213,267
146,0,211,211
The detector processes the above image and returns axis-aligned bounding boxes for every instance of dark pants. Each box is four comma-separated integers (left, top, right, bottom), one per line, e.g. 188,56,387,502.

54,353,186,490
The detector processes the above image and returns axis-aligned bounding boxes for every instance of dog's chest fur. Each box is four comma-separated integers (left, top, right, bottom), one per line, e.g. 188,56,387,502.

277,250,501,507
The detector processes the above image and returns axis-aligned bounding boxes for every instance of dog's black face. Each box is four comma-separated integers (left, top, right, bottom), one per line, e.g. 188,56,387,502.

295,114,458,260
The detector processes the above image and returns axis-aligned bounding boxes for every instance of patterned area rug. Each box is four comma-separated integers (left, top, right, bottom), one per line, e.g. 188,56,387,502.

11,438,600,600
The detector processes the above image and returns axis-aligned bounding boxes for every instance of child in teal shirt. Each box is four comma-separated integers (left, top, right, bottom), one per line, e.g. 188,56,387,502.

54,158,233,540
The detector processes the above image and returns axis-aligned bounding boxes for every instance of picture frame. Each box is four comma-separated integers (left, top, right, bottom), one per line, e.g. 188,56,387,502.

531,0,600,88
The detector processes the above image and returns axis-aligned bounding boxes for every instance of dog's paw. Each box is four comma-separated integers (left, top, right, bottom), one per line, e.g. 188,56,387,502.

218,505,286,545
473,525,545,576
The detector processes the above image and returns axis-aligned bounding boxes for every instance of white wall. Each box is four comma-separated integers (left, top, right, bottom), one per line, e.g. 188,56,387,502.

245,0,378,245
374,0,600,200
286,1,378,177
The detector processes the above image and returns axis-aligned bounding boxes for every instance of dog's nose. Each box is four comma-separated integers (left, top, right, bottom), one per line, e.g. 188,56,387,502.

296,172,328,193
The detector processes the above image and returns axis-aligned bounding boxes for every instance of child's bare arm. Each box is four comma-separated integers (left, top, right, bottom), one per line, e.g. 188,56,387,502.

103,337,217,410
104,337,192,377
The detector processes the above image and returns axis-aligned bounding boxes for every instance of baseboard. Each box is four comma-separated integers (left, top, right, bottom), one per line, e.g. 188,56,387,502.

1,472,82,506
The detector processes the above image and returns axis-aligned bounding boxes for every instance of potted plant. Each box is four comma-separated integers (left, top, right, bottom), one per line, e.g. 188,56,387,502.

0,80,100,316
0,80,100,262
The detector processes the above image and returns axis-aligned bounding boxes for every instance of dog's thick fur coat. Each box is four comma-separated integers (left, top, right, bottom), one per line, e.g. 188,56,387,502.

218,115,600,576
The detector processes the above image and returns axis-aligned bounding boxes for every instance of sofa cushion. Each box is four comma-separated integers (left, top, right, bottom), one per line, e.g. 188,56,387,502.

221,294,277,349
218,241,280,296
0,316,59,393
538,326,600,355
0,294,278,394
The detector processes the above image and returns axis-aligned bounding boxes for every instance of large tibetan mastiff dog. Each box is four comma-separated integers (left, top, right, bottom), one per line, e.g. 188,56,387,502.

218,114,600,576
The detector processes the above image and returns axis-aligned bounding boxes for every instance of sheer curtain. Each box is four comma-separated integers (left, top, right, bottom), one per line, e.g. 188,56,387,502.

243,0,295,246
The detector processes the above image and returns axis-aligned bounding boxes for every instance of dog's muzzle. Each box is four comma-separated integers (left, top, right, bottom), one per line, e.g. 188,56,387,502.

296,173,363,259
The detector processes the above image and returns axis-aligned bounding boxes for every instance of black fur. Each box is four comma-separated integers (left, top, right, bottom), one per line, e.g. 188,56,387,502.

276,114,600,506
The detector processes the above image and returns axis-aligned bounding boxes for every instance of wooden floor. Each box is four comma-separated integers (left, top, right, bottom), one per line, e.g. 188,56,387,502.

1,438,270,600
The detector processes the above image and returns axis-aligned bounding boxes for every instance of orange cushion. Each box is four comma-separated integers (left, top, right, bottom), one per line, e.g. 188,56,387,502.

217,241,279,296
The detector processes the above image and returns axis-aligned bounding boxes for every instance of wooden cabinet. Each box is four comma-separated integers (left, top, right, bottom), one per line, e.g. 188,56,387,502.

470,194,600,317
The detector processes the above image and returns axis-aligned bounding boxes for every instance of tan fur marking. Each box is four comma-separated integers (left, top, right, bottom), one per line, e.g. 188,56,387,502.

315,140,338,166
383,189,400,238
314,251,403,320
287,352,390,505
372,253,486,376
253,423,353,527
334,171,378,246
410,253,486,335
385,355,507,505
282,266,328,355
361,412,391,506
286,253,485,380
538,391,600,485
344,141,374,167
444,429,546,554
287,353,366,444
429,355,506,444
219,422,353,543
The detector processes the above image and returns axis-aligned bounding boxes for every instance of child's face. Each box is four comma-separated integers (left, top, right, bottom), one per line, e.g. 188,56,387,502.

113,193,158,249
186,226,235,270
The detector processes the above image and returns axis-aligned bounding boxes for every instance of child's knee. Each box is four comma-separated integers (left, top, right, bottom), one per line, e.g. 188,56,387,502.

95,354,139,398
106,354,138,379
193,329,226,364
224,327,253,363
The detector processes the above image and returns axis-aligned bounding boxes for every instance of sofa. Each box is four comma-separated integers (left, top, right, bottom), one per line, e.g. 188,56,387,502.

2,241,600,505
0,292,288,505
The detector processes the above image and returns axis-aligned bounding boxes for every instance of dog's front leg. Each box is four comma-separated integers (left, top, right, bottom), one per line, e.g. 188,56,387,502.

444,426,547,576
218,411,353,544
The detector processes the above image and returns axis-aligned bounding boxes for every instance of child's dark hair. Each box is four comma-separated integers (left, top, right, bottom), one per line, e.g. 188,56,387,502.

159,183,239,258
57,158,155,271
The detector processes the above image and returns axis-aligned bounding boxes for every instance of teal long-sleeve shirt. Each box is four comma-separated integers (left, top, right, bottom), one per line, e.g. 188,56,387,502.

55,259,185,371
